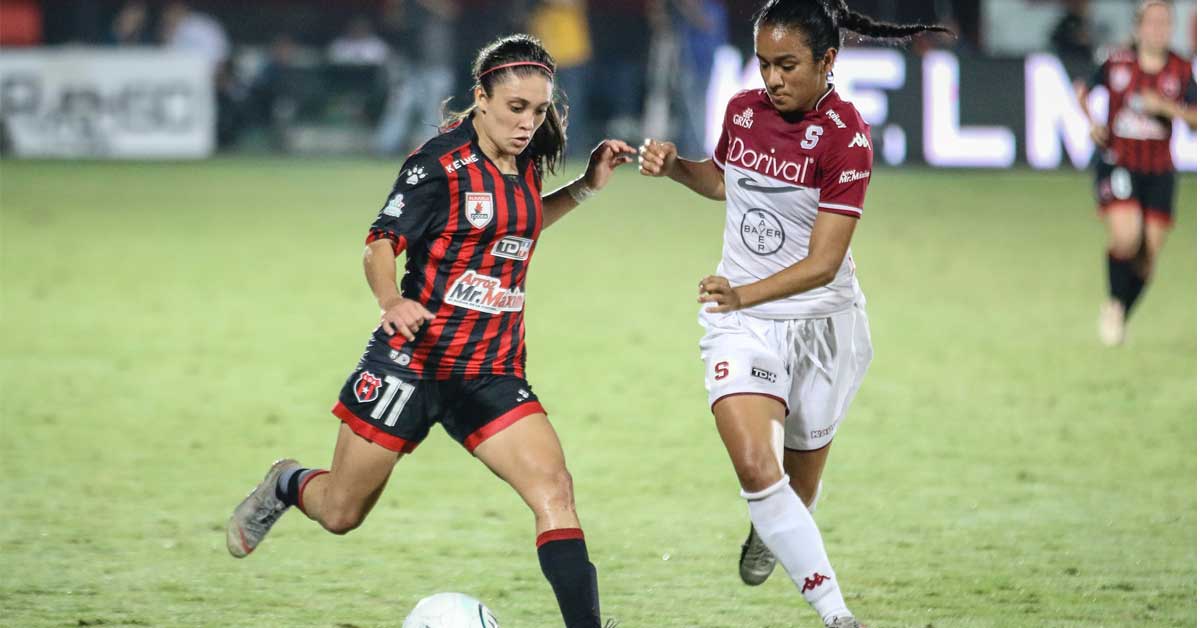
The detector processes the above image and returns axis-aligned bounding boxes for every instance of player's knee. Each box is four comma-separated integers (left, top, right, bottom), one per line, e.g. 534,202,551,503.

321,503,367,535
1109,237,1141,260
535,466,576,513
732,453,782,493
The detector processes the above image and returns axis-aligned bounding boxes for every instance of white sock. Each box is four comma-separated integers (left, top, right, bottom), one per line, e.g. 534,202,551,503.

806,480,823,514
744,475,850,623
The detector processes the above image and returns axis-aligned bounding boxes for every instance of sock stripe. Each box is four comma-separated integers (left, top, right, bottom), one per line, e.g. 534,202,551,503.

296,469,329,515
536,527,585,548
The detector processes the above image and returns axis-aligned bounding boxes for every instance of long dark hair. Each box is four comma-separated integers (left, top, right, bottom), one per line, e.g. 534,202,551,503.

753,0,952,61
442,34,565,176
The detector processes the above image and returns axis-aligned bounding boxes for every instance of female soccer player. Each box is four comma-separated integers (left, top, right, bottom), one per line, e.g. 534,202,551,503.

639,1,946,626
226,34,633,628
1078,0,1196,346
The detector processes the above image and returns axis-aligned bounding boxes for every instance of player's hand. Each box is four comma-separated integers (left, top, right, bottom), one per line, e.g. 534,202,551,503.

639,138,678,177
1089,123,1109,146
1139,89,1174,117
698,275,744,313
582,139,637,191
379,296,436,341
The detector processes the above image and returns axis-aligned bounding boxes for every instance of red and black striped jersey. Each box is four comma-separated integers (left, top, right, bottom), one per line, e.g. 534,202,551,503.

365,116,543,380
1088,48,1196,174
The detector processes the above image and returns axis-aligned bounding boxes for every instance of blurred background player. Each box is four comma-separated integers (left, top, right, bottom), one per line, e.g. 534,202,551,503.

639,1,947,626
225,34,633,628
1078,0,1196,346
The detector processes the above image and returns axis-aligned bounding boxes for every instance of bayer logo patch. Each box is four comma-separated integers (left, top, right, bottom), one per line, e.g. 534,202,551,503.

741,209,785,255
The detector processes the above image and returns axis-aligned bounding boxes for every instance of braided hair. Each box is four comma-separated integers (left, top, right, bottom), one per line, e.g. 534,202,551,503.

753,0,952,61
443,34,566,176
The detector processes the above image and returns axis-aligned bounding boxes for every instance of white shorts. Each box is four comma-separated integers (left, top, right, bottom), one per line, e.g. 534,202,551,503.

698,302,873,451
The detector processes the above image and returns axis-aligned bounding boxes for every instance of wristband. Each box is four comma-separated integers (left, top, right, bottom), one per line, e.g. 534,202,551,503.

566,177,596,204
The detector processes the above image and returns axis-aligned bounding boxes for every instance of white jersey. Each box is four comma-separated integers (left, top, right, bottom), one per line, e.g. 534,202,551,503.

712,88,873,319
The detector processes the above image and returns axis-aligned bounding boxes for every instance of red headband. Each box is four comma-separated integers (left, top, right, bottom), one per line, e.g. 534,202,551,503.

477,61,554,81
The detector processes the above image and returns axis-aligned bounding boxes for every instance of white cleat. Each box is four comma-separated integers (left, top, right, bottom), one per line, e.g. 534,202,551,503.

825,616,865,628
226,458,299,558
1098,301,1126,346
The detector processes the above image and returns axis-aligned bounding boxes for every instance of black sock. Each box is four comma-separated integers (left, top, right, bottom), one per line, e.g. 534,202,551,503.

1124,272,1147,316
275,467,311,507
1107,253,1137,309
536,530,601,628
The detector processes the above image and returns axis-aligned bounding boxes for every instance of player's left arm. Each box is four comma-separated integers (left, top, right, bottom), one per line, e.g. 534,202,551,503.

699,213,857,312
542,139,636,229
1142,66,1197,129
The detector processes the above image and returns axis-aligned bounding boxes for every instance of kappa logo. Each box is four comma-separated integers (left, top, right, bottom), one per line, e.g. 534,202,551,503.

848,132,871,149
1110,66,1132,92
465,192,494,229
801,572,831,593
383,194,405,217
838,169,870,184
354,372,383,403
404,166,427,186
388,350,412,366
825,109,846,129
491,235,534,261
445,270,525,314
446,153,480,173
733,107,754,129
516,388,531,403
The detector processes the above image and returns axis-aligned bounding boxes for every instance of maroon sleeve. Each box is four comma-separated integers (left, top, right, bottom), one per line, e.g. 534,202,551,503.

816,125,874,219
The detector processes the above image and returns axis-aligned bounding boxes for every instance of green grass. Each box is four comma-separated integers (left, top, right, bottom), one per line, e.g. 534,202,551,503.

0,158,1194,628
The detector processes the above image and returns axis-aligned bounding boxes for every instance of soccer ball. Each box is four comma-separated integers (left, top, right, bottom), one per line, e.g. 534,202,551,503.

401,592,499,628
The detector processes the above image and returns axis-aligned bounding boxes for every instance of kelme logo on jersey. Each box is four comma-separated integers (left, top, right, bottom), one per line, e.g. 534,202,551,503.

446,153,480,173
465,192,494,229
733,107,754,129
446,270,525,314
740,209,785,255
490,235,533,261
354,372,383,403
404,166,427,186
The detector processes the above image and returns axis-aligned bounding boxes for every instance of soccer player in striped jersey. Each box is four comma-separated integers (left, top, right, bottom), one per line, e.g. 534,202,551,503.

639,1,946,626
226,34,633,628
1079,0,1196,345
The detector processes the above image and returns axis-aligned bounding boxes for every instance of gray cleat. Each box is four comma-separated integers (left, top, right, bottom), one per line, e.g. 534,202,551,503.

226,458,299,558
825,616,865,628
738,524,777,585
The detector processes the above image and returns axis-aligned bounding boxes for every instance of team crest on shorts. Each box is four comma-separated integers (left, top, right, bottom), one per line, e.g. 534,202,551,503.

465,193,494,229
354,372,383,403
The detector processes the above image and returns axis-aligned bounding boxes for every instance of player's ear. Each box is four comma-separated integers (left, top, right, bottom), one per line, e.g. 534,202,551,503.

820,48,837,75
474,86,488,114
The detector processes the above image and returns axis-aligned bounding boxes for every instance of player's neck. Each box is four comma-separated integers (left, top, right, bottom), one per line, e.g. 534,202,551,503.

1137,47,1168,73
471,116,519,174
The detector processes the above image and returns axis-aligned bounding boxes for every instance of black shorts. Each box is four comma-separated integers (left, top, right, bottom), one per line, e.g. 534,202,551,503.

1094,160,1176,226
331,346,544,454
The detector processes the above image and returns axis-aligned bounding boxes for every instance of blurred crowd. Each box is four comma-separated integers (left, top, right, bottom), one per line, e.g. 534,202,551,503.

2,0,1191,157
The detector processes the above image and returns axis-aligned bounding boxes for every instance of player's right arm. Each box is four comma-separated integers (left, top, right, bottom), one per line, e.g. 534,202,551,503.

363,153,444,341
1077,59,1109,146
638,138,726,200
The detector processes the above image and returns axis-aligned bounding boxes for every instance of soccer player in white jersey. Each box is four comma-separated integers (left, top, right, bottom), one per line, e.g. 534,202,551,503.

639,1,947,626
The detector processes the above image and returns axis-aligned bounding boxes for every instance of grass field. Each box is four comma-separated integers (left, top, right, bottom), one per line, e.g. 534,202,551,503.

0,159,1195,628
